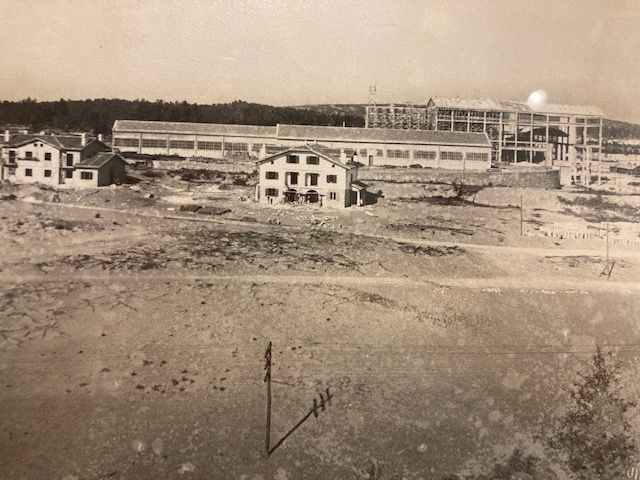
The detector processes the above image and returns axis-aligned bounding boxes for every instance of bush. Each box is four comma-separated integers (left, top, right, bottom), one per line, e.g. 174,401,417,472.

179,204,202,213
546,347,637,479
232,177,247,186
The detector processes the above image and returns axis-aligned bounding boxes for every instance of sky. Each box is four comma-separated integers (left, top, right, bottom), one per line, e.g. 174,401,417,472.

1,0,639,122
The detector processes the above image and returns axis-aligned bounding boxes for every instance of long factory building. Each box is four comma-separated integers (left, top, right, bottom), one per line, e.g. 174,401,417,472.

112,120,493,171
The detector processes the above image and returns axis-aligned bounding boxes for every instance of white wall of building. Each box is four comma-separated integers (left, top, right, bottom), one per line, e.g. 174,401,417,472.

258,151,354,207
113,130,491,170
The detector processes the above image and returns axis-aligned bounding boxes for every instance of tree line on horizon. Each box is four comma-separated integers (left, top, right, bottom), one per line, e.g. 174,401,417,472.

0,98,366,135
1,98,639,144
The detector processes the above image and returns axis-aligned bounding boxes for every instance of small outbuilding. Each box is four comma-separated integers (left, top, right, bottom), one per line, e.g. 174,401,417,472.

71,152,128,187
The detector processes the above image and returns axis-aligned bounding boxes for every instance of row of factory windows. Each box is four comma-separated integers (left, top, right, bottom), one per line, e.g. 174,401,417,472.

436,109,601,124
114,138,249,150
114,138,487,161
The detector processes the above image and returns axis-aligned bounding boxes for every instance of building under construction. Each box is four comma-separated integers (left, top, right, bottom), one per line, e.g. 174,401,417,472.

366,97,604,171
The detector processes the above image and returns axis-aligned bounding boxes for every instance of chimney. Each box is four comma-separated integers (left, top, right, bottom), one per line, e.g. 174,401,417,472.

98,134,103,142
339,148,347,163
81,133,87,147
3,130,9,143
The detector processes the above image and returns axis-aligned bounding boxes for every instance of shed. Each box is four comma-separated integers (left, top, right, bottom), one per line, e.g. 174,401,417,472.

73,152,127,187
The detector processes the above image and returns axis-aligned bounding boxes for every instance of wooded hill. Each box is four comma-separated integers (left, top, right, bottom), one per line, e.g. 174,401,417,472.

1,98,638,143
0,98,365,135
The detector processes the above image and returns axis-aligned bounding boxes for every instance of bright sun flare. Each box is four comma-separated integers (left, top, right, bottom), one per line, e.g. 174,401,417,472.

527,90,547,109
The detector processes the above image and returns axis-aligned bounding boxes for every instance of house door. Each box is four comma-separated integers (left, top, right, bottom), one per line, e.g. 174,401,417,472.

368,155,374,166
306,190,319,203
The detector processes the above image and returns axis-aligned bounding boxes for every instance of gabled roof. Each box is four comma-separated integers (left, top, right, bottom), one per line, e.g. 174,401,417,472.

276,124,491,147
4,134,102,150
428,97,604,117
75,152,125,169
256,143,354,170
113,120,278,138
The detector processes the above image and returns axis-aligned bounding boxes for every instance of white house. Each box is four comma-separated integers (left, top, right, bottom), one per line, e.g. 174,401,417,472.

0,131,124,187
256,144,367,208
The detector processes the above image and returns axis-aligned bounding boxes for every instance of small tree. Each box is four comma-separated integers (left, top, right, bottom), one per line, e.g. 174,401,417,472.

547,347,637,479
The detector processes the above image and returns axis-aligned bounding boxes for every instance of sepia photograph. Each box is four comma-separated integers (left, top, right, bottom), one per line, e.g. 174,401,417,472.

1,1,639,478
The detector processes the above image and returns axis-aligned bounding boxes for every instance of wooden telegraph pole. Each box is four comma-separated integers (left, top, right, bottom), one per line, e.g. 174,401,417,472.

264,341,272,456
606,223,610,263
520,194,524,236
261,341,334,458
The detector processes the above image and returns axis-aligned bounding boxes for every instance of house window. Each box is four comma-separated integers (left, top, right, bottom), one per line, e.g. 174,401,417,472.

376,149,383,156
80,171,94,180
44,169,52,177
265,171,278,180
45,152,52,161
265,188,278,197
306,173,319,186
359,149,367,157
287,172,298,185
65,170,73,178
25,151,33,159
286,155,299,164
306,156,319,165
329,192,337,200
326,174,337,184
66,153,74,166
25,168,33,177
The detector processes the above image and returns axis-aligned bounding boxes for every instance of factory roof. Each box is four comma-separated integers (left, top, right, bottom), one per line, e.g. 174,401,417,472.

276,124,491,147
428,97,604,117
113,120,278,138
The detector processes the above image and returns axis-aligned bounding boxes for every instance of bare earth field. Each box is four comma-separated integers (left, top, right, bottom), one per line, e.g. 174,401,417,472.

1,174,640,479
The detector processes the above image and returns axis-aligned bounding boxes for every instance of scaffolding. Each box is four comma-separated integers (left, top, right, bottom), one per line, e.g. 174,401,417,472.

365,98,603,175
365,103,430,130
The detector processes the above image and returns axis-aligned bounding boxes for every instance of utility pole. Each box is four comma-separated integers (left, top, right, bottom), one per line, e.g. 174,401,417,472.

606,223,610,263
261,341,334,458
264,341,272,456
520,194,523,236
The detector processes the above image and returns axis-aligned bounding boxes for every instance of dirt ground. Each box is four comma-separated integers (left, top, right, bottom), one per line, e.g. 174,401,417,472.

1,173,640,479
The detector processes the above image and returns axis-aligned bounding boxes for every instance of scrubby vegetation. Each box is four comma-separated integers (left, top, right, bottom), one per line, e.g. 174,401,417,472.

0,98,365,134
